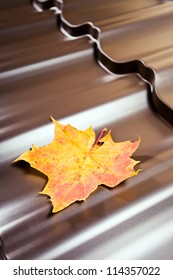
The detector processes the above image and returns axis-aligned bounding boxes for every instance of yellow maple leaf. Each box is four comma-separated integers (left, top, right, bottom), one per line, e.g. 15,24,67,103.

14,117,141,213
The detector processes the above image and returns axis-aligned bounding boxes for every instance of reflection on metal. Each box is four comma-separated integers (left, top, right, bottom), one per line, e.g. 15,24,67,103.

0,49,91,80
32,0,173,126
0,91,146,162
37,183,173,259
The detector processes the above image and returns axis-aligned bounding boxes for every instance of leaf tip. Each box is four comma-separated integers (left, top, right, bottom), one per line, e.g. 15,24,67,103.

13,157,19,163
50,115,56,123
136,135,141,144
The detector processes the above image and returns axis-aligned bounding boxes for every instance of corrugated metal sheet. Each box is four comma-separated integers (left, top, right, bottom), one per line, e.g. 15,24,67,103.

0,0,173,259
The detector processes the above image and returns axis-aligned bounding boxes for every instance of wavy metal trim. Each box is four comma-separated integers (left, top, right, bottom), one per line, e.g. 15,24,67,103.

32,0,173,126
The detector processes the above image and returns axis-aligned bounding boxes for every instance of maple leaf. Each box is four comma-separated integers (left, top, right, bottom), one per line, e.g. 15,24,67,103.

14,117,141,213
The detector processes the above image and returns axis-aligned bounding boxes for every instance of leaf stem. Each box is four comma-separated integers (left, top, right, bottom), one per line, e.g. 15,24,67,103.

95,128,107,145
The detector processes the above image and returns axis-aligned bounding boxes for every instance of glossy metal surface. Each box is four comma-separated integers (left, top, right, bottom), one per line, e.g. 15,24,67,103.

0,0,173,259
32,0,173,126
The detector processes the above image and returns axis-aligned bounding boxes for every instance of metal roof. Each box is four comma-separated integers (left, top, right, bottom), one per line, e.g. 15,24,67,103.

0,0,173,259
